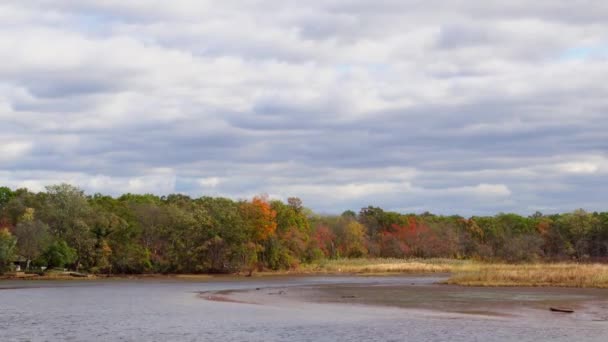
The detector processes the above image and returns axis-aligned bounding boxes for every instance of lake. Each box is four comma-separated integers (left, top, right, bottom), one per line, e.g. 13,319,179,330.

1,275,607,341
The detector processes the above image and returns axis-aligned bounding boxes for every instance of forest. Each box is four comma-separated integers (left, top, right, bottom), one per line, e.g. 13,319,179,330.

1,184,607,274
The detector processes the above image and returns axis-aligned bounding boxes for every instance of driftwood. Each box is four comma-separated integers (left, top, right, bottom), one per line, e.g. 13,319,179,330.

550,307,574,313
267,290,286,295
68,272,89,278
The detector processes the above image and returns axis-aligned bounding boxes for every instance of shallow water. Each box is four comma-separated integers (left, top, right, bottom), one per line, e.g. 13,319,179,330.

1,275,607,341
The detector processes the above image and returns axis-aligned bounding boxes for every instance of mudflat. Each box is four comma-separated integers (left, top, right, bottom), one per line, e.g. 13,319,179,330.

207,275,608,321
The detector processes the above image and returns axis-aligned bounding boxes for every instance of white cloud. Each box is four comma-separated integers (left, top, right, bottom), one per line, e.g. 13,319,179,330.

447,183,512,197
0,141,32,161
123,169,176,194
0,1,607,214
558,162,599,174
0,169,177,195
198,177,220,188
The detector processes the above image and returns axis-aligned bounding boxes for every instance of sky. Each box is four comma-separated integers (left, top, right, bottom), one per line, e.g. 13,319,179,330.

1,1,607,215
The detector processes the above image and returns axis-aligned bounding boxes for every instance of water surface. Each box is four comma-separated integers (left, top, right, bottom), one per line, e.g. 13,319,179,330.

1,275,607,341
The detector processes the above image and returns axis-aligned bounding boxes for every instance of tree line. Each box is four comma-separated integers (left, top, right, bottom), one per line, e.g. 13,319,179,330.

1,184,607,274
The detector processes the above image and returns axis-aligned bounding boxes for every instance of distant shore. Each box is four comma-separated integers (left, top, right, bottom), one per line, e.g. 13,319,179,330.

3,258,608,288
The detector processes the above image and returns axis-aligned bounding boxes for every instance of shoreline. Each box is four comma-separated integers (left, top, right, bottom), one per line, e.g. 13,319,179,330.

3,258,608,288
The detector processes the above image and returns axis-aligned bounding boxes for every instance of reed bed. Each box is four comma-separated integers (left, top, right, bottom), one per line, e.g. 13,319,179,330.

299,258,608,288
446,263,608,288
299,258,471,274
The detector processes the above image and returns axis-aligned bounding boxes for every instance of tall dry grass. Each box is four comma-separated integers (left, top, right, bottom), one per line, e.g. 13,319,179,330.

446,263,608,288
299,258,471,274
299,258,608,288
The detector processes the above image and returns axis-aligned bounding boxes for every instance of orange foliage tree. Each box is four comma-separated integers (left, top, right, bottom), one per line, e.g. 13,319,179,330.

241,195,277,243
237,195,278,274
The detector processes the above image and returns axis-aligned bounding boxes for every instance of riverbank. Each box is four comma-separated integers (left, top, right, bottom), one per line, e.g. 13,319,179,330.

0,271,96,280
0,271,215,281
3,258,608,288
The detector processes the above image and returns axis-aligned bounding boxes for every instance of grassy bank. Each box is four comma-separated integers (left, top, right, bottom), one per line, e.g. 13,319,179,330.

300,258,608,288
446,263,608,288
296,258,472,274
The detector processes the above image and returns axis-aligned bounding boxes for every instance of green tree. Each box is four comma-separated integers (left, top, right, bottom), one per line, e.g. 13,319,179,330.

589,212,608,257
42,240,77,269
198,197,248,272
42,184,95,270
0,228,17,273
162,204,211,273
0,186,14,209
556,209,597,259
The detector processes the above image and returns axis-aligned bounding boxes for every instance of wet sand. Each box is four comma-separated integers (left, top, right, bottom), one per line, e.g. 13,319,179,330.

204,275,608,322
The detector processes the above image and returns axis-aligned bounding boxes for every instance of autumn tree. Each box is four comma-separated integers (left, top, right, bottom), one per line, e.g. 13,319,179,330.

338,219,368,257
2,188,42,227
237,195,278,272
246,195,277,242
3,183,608,273
310,224,336,259
263,198,312,268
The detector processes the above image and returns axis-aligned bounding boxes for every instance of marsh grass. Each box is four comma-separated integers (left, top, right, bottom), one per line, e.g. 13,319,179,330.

298,258,472,274
446,263,608,288
298,258,608,288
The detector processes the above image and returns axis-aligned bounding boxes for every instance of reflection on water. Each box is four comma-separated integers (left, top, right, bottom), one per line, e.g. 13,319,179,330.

1,276,607,342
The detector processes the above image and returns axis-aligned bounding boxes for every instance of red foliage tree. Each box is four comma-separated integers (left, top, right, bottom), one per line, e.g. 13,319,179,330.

0,217,13,232
312,225,336,257
379,217,439,257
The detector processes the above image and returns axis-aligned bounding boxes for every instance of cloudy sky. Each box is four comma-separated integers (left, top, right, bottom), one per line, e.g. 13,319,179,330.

1,1,607,215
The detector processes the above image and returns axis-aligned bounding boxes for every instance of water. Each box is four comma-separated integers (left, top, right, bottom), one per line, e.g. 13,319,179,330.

1,276,607,341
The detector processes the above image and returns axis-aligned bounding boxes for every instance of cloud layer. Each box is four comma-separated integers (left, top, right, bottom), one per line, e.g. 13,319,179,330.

1,1,607,215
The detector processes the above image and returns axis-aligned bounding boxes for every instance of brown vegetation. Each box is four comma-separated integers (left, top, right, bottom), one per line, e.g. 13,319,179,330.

298,258,467,274
446,263,608,288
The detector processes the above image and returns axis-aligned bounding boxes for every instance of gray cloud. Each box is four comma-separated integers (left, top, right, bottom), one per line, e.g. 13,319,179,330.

1,1,607,215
